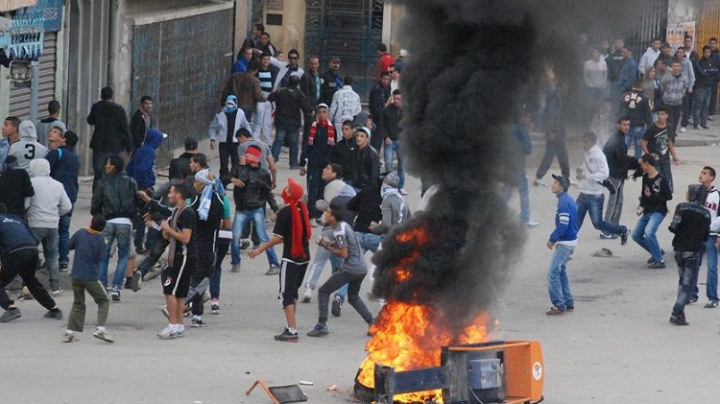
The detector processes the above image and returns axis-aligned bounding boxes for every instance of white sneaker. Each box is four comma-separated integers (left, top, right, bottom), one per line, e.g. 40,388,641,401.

399,189,409,196
157,326,176,340
93,329,114,343
533,179,548,187
680,126,687,133
231,263,241,273
525,220,539,228
302,288,312,303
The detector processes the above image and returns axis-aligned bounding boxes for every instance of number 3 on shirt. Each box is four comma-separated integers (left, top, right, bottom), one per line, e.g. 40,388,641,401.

25,144,35,159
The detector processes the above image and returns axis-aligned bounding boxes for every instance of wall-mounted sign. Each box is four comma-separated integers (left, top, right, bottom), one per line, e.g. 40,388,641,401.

267,0,283,11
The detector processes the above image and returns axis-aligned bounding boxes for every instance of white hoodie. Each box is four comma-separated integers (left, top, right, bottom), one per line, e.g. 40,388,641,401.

8,120,48,170
27,159,71,229
639,47,660,75
578,144,609,195
705,187,720,236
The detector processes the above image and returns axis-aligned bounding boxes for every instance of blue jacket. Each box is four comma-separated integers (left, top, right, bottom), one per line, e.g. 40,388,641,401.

549,191,578,243
0,214,39,256
46,145,81,204
69,228,108,281
619,58,638,91
127,128,163,190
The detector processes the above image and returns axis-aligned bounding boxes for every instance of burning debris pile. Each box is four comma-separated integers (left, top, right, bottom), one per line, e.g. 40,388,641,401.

356,0,649,403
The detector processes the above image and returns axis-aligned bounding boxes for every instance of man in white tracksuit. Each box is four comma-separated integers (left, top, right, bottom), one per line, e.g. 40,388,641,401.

27,159,72,294
208,95,252,178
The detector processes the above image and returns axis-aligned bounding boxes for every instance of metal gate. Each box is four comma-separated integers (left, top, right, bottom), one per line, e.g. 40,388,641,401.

131,10,233,168
9,32,57,119
305,0,384,100
625,0,669,59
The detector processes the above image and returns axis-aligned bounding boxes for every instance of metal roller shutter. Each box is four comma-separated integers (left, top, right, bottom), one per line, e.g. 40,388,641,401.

9,32,57,119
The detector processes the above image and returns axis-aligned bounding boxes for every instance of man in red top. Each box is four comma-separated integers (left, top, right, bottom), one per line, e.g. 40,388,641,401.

376,43,395,81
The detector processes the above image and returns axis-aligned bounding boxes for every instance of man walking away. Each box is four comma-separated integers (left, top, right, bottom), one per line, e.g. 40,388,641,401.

667,185,710,325
87,87,132,193
534,83,570,186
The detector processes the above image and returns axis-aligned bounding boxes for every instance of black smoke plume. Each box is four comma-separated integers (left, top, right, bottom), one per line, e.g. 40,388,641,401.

371,0,650,332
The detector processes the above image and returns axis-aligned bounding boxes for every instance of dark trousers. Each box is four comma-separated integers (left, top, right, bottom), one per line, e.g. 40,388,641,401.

218,141,240,179
667,104,682,138
535,136,569,180
0,248,55,311
92,150,112,194
318,270,373,325
681,93,693,127
710,83,718,116
210,237,231,299
136,237,170,278
673,251,700,317
370,128,384,152
306,166,326,219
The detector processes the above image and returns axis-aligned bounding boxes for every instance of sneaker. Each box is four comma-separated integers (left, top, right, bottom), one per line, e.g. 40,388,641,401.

702,125,711,130
307,323,329,337
21,286,33,300
111,290,120,302
533,179,548,187
525,220,539,228
620,229,629,246
690,296,699,304
274,328,299,342
231,263,241,273
0,308,21,323
239,239,252,250
546,306,564,315
211,302,221,314
183,305,193,317
52,288,62,296
157,326,176,340
175,328,186,338
59,262,69,272
191,318,205,328
669,314,689,326
399,189,409,196
693,124,699,130
131,271,143,292
93,329,115,343
331,296,342,317
63,332,77,343
44,309,63,320
566,306,575,312
647,250,665,264
160,306,170,320
599,232,617,240
302,288,312,303
266,264,280,276
648,260,666,269
709,115,715,121
680,126,687,133
704,301,719,308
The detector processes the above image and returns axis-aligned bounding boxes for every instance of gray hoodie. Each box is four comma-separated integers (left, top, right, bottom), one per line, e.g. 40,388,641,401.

8,120,49,170
27,159,72,228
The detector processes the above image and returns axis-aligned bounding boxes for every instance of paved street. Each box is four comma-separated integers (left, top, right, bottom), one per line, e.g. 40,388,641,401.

3,131,720,403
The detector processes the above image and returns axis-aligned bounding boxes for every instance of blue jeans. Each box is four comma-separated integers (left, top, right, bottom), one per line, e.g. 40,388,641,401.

502,172,531,223
32,227,60,291
694,236,718,302
673,251,700,316
231,208,278,266
304,243,346,299
575,193,627,235
100,222,132,290
624,125,645,160
355,232,381,255
693,85,712,127
272,126,300,167
383,139,405,189
632,211,665,262
58,209,73,264
547,244,575,311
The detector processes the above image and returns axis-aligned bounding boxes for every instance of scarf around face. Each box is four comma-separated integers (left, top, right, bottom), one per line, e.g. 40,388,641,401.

282,185,312,259
381,184,407,223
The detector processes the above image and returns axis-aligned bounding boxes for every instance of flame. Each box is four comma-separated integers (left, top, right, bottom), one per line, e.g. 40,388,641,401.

359,301,492,403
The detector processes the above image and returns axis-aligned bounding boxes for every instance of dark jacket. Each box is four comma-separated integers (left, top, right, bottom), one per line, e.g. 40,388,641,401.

695,56,720,88
606,49,624,81
222,72,265,112
46,145,80,204
543,90,565,139
380,103,403,141
223,165,278,212
69,228,108,281
669,201,710,252
619,89,653,128
347,183,382,233
268,86,314,128
169,152,195,181
0,214,39,256
126,128,163,190
603,131,638,180
91,171,138,220
300,123,334,169
189,190,225,242
0,167,34,215
330,136,357,183
354,145,381,192
639,173,672,215
300,70,321,106
87,100,132,153
369,84,390,123
320,69,342,105
130,108,154,150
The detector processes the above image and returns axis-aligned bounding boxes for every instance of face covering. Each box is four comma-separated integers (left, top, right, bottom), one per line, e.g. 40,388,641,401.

224,104,237,114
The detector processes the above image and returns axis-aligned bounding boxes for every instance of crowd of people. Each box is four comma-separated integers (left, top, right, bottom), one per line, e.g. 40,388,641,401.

533,34,720,328
0,23,412,343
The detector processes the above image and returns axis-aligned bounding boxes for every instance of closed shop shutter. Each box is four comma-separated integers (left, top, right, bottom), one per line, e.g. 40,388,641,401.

8,32,57,119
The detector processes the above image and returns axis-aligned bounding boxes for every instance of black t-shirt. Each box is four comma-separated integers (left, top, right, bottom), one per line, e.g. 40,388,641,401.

273,205,310,263
190,192,224,242
173,207,197,259
225,110,238,143
642,123,673,161
640,173,672,215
